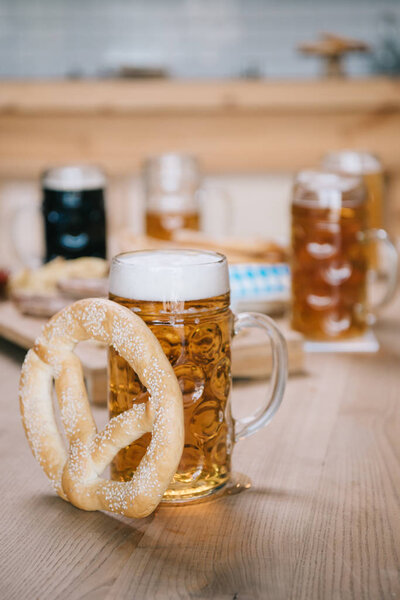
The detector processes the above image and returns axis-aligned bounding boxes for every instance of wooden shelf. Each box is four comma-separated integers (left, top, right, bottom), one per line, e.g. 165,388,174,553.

0,77,400,232
0,78,399,114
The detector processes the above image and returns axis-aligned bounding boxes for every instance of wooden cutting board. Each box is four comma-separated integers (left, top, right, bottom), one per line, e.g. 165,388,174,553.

0,300,305,405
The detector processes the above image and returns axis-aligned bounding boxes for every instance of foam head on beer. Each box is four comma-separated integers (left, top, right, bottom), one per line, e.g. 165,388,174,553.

110,249,229,302
322,151,381,175
43,165,106,191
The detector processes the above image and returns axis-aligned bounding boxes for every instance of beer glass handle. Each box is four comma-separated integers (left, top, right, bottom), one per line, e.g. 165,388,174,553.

233,312,288,442
361,229,399,313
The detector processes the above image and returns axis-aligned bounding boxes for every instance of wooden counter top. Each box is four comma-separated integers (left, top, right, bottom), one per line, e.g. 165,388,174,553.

0,77,399,114
1,296,400,599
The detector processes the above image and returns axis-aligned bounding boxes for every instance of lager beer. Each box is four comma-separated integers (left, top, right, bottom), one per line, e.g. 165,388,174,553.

291,171,397,340
145,209,200,240
321,151,384,267
109,249,287,503
143,153,201,241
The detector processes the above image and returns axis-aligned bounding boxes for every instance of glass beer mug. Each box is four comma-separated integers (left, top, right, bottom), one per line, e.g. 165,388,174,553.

109,249,287,503
291,170,398,340
321,151,385,268
143,154,200,240
12,164,107,267
143,153,230,240
321,151,384,231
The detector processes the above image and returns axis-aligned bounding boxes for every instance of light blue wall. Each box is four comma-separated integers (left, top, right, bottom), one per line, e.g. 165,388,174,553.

0,0,399,79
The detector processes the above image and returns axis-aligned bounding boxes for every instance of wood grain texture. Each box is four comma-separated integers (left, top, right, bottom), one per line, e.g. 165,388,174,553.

0,79,399,179
1,110,400,178
1,78,399,232
1,295,400,599
0,78,399,114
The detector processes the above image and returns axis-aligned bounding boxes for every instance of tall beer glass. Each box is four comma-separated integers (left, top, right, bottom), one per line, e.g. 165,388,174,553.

109,249,287,503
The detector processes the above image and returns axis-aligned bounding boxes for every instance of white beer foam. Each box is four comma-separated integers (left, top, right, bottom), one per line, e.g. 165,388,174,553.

110,250,229,301
43,165,105,191
322,151,380,175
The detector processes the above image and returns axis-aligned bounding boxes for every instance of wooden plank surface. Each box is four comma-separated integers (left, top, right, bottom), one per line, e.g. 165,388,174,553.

0,296,400,599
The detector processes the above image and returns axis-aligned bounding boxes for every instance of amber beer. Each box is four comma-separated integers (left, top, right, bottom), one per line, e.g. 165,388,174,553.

109,250,233,501
145,210,200,240
291,171,369,339
143,153,201,240
322,152,384,267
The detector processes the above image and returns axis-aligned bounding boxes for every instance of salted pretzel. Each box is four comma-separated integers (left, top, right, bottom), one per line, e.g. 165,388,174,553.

19,298,184,518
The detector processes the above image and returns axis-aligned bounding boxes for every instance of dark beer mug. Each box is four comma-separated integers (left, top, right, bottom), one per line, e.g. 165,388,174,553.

42,165,107,262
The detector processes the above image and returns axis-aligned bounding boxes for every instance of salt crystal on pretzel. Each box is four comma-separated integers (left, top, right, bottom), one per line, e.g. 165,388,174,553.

19,298,184,518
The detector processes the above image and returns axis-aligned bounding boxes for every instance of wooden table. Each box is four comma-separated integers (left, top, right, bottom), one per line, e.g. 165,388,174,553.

1,298,400,599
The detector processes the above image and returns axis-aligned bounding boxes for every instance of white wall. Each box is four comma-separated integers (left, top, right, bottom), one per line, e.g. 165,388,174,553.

0,0,398,79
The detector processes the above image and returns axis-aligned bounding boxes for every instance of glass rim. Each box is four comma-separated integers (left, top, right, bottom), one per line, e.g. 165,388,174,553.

112,248,227,268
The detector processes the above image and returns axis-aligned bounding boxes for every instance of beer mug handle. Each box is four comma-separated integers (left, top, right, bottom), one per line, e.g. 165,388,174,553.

233,312,288,442
361,229,399,314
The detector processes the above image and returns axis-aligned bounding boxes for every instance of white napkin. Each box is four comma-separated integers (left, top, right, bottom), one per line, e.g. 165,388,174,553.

305,330,379,354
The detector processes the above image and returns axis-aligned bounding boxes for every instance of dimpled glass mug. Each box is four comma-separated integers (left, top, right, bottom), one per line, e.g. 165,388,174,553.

291,170,398,340
108,249,287,503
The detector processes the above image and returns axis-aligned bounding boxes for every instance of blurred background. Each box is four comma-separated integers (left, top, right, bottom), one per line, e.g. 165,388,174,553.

1,0,400,79
0,0,399,268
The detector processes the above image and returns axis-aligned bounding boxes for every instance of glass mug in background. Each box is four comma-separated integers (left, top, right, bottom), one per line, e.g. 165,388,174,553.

42,165,107,262
321,151,384,267
12,165,107,266
321,151,384,230
291,171,398,340
143,153,231,241
108,250,287,503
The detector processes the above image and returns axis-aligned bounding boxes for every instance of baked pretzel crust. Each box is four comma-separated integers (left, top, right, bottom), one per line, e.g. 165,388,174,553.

19,298,184,518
